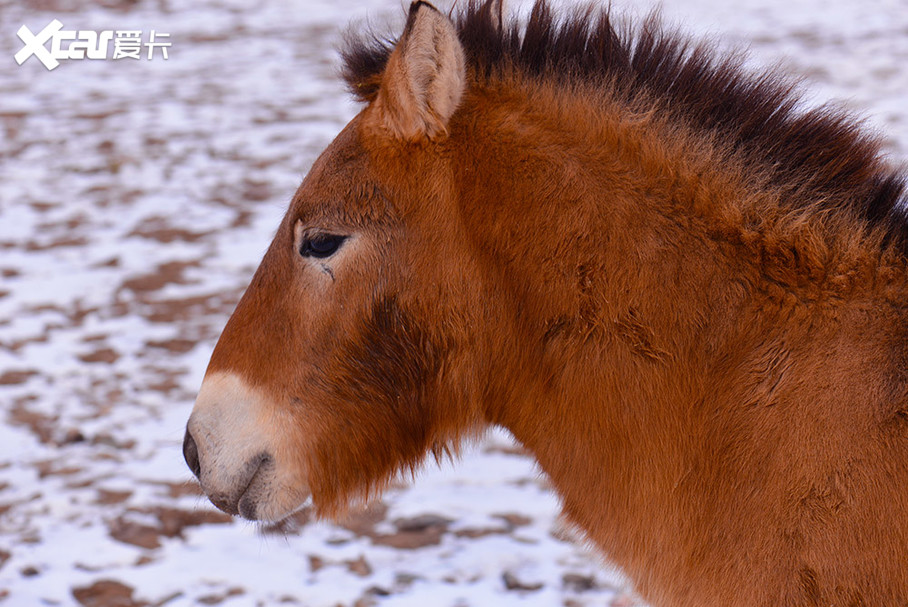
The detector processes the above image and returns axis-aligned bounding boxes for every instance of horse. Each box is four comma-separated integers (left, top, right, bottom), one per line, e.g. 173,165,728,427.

182,1,908,604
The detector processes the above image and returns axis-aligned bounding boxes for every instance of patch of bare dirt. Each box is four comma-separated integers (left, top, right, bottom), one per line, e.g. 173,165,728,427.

109,506,232,550
455,511,533,538
9,401,56,444
562,573,599,592
495,512,533,528
96,489,133,505
371,514,452,549
196,587,244,605
137,291,243,324
335,504,477,549
345,555,372,577
144,338,197,353
0,370,38,385
72,579,147,607
35,460,84,478
128,216,211,244
24,236,89,251
453,526,507,539
120,261,200,295
78,347,120,364
154,481,203,499
502,571,544,592
241,179,272,202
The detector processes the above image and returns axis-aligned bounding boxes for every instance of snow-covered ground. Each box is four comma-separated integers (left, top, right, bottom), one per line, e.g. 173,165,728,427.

0,0,905,606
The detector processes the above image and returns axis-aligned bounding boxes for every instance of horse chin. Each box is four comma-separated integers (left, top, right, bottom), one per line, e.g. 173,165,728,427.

201,458,311,522
250,493,314,524
238,481,312,523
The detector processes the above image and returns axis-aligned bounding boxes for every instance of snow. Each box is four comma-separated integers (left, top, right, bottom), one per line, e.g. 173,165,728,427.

0,0,906,606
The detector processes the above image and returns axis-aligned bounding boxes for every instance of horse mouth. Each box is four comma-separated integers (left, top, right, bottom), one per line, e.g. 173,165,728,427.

206,453,272,519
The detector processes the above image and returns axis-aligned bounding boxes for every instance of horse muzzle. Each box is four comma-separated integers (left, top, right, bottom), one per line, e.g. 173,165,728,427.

184,372,310,521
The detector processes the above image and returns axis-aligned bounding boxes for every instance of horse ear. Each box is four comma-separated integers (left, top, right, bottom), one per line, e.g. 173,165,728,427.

370,1,466,141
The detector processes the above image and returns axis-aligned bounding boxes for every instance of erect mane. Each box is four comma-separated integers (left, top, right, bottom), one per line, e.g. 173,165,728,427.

341,0,907,253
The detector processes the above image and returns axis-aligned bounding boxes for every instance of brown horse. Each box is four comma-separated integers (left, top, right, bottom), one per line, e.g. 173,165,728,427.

183,1,908,604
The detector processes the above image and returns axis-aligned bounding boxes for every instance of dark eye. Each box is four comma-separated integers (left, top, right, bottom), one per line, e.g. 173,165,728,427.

300,234,347,259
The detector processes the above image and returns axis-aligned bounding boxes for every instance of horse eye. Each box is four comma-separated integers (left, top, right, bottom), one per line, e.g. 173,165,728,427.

300,234,347,259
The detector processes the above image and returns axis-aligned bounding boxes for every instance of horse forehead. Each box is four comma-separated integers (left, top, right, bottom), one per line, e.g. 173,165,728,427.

310,119,370,183
291,119,371,214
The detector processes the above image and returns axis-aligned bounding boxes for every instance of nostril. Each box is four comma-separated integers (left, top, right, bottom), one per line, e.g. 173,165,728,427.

183,428,201,478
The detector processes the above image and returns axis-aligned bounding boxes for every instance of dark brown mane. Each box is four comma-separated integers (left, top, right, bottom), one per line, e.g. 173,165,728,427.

342,0,907,252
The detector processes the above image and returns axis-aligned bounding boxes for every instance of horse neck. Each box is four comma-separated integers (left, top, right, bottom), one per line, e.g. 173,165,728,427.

450,79,908,556
453,80,908,369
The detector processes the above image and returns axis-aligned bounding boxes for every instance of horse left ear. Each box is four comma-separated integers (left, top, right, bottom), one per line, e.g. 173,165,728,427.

370,1,466,141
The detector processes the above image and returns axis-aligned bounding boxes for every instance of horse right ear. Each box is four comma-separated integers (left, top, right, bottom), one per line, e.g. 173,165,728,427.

368,1,466,141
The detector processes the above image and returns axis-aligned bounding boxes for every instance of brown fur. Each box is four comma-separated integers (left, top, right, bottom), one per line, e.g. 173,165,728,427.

193,1,908,605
